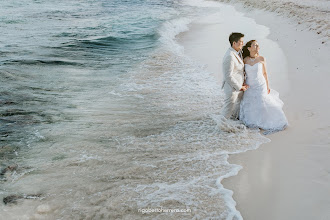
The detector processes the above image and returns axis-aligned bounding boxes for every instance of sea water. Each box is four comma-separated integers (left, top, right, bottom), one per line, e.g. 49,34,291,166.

0,0,270,219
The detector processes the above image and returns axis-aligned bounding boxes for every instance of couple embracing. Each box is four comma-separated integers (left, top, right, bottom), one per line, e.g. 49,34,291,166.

221,32,288,134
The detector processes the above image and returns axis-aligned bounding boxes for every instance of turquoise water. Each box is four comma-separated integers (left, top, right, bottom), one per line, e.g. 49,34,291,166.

0,0,179,160
0,0,270,219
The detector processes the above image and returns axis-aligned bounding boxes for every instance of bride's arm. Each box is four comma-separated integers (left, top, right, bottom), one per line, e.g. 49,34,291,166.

262,58,270,94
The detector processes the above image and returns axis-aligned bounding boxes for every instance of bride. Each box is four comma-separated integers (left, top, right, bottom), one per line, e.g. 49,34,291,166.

239,40,288,134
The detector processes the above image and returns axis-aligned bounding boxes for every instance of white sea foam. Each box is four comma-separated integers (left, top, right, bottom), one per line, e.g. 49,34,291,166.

183,0,223,8
158,17,192,55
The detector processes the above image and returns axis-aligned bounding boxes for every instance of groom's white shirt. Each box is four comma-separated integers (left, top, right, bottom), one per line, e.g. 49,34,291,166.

221,47,245,91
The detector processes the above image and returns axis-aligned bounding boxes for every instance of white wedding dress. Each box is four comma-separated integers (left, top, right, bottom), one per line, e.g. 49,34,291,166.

239,62,288,134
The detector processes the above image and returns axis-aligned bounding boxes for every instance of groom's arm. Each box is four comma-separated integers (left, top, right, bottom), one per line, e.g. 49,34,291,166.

223,55,242,91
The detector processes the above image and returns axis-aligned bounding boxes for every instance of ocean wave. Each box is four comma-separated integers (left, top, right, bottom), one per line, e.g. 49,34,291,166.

57,33,160,52
4,59,83,66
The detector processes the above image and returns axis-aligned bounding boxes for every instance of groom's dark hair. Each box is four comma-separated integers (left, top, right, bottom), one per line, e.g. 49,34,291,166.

229,32,244,46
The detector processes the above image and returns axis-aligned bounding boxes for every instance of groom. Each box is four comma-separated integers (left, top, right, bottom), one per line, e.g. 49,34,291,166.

221,32,249,119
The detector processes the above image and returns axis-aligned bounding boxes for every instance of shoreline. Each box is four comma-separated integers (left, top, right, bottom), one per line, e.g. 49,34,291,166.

179,1,330,219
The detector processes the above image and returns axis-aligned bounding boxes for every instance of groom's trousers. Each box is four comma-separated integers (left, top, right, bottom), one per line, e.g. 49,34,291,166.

221,82,243,119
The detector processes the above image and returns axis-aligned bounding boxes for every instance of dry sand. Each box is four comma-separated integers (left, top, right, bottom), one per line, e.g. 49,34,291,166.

216,0,330,41
179,1,330,219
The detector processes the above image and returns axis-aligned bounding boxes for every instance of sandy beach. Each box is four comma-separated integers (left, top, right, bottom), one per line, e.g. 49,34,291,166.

179,1,330,219
217,0,329,41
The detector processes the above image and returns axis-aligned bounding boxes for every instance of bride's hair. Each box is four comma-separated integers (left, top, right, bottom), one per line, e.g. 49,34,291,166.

242,40,256,59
